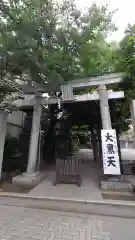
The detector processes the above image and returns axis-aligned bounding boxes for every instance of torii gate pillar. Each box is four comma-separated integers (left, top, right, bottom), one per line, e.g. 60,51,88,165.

12,95,45,187
98,84,112,129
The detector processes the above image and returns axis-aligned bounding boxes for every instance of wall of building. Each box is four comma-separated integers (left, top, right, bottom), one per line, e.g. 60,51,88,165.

6,111,26,138
120,139,134,149
119,125,134,149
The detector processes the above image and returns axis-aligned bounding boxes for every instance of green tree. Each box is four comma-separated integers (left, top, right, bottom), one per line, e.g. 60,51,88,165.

112,24,135,132
73,3,117,78
0,0,117,107
118,24,135,97
119,26,135,107
0,1,116,79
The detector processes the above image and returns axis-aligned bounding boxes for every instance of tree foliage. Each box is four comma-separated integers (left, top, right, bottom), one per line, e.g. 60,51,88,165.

113,25,135,131
0,0,117,108
118,25,135,98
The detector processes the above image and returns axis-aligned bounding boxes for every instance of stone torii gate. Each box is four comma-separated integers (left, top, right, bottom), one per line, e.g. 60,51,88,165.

0,72,134,187
61,73,124,129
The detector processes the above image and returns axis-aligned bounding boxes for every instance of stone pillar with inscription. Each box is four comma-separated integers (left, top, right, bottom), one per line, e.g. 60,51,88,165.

98,85,121,183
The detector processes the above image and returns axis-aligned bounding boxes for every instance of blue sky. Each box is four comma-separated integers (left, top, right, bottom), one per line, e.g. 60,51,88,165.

76,0,135,41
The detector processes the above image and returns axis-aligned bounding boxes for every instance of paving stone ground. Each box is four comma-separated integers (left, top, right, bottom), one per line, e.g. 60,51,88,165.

0,205,135,240
29,159,102,201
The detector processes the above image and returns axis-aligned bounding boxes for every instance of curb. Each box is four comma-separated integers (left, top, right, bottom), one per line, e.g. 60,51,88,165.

0,192,135,218
102,190,135,201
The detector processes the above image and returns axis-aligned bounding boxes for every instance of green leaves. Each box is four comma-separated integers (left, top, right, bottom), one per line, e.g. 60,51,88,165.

118,25,135,97
112,24,135,132
0,0,117,108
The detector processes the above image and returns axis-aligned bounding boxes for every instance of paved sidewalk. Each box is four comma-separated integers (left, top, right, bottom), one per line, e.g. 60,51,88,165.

29,161,102,201
0,205,135,240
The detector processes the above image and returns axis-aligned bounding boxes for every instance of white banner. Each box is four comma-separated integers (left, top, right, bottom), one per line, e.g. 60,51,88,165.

101,129,121,175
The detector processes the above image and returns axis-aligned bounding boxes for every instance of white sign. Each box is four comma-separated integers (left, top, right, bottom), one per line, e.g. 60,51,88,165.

101,129,121,175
